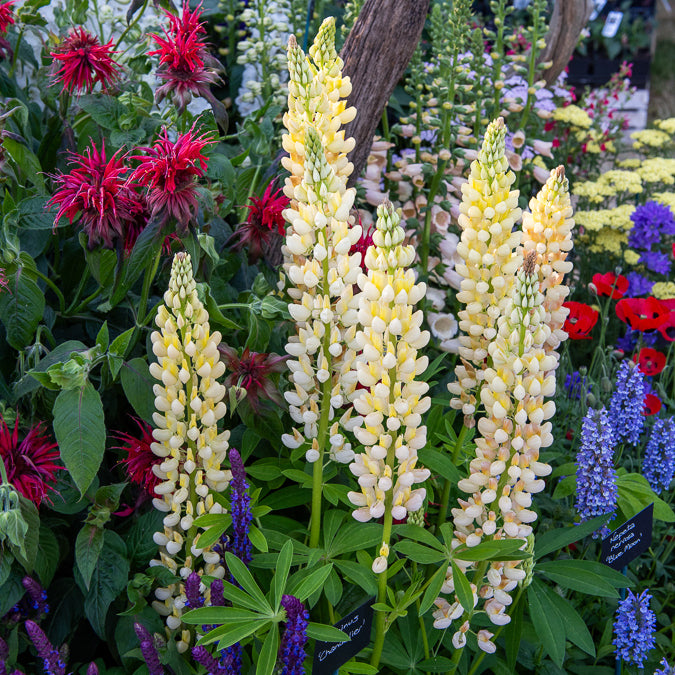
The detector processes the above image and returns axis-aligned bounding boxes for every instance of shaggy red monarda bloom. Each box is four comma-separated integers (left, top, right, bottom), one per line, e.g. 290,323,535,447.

592,272,628,299
228,181,289,263
0,0,15,34
219,346,287,413
48,141,141,249
563,301,599,339
131,126,213,230
149,2,220,113
111,417,162,496
0,415,62,506
51,27,120,94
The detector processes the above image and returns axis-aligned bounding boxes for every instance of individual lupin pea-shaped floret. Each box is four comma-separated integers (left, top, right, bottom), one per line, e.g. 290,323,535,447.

148,252,232,651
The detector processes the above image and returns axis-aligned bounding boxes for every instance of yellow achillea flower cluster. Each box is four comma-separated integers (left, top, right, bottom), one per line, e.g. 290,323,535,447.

521,166,574,354
575,205,634,233
347,201,431,572
655,117,675,135
637,158,675,185
280,19,362,464
449,117,522,418
148,252,231,652
654,192,675,210
652,282,675,299
624,249,641,265
552,104,592,129
631,128,671,150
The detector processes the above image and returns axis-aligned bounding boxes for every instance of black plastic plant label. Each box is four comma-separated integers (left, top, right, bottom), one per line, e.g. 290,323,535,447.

312,599,374,674
601,503,653,570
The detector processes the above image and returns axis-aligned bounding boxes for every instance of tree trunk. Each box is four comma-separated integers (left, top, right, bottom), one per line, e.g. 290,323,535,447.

340,0,430,185
538,0,593,85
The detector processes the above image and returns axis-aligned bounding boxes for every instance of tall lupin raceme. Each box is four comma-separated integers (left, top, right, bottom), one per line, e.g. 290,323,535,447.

439,119,574,650
280,19,362,548
148,252,231,653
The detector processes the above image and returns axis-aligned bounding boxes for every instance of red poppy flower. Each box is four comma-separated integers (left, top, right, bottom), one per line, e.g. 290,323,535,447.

563,301,599,339
111,417,162,496
0,415,62,506
228,181,289,263
656,298,675,342
0,0,15,34
616,297,668,332
643,393,661,416
592,272,628,299
130,126,213,231
48,141,141,249
218,346,287,413
633,348,666,376
50,27,121,94
149,2,221,114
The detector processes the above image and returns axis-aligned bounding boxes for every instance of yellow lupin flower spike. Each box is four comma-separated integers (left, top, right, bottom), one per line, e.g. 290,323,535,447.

450,117,522,418
348,200,431,573
521,165,575,353
148,252,231,651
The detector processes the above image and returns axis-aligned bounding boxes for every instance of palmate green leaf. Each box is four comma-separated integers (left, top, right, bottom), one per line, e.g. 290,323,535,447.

451,561,473,614
248,524,268,553
288,563,333,602
419,563,448,616
195,522,230,550
535,515,609,559
393,524,445,551
393,540,446,565
256,626,279,675
535,560,619,597
419,447,461,484
547,592,596,657
224,552,272,613
616,472,675,522
333,559,378,596
53,382,106,496
306,623,350,642
273,540,294,611
453,538,529,562
504,591,524,672
418,656,455,672
215,620,268,650
527,578,565,666
329,523,382,557
183,607,266,624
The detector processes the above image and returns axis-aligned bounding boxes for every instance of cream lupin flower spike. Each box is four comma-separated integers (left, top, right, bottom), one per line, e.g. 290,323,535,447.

449,117,522,420
348,200,431,573
148,252,231,652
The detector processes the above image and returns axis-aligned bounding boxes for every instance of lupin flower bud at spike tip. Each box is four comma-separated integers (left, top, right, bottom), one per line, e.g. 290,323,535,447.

437,119,574,639
148,252,231,652
347,199,431,573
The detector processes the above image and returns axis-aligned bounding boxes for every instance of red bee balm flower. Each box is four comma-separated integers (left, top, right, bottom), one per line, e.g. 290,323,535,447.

48,141,141,249
616,297,668,332
228,181,289,263
51,27,120,94
149,2,221,114
0,415,62,506
219,346,288,413
563,301,599,339
592,272,629,299
633,348,666,376
0,0,15,34
111,417,162,496
131,126,213,231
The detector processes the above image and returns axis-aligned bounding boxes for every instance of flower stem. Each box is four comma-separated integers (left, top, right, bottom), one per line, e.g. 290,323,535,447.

33,269,65,314
115,0,149,50
435,423,469,531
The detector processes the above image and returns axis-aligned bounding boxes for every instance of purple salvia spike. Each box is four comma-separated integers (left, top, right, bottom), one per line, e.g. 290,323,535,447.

134,623,164,675
185,572,204,609
210,578,225,607
0,636,8,675
228,448,252,564
22,577,49,615
279,595,309,675
229,448,246,484
10,670,27,675
86,663,99,675
192,646,229,675
24,621,52,661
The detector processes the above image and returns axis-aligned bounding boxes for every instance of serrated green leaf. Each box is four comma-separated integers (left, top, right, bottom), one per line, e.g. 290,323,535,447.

0,261,45,350
76,525,104,590
53,382,106,495
120,358,155,423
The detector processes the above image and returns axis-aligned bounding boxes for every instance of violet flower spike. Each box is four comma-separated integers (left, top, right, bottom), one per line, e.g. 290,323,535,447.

210,578,226,607
185,571,204,609
22,576,49,615
86,664,99,675
279,595,309,675
133,622,164,675
229,448,252,565
24,620,65,675
191,646,229,675
0,636,8,675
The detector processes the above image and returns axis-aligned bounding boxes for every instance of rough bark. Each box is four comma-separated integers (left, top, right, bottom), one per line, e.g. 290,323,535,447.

340,0,430,184
538,0,593,85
